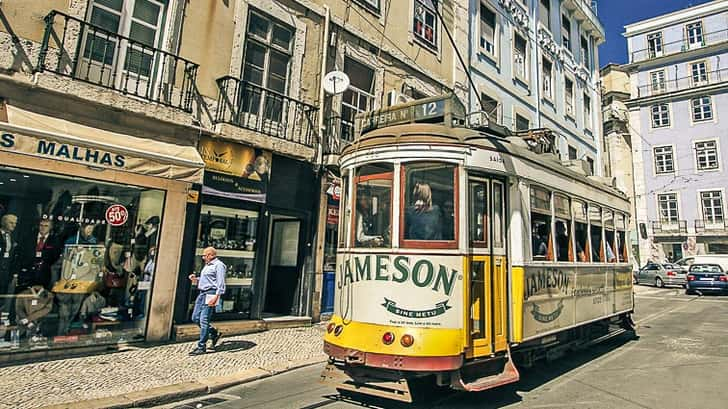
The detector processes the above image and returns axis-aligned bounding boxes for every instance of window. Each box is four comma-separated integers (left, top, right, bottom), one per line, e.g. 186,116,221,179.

403,163,457,246
414,0,438,50
469,181,488,246
338,173,350,247
647,32,663,58
480,3,496,57
695,140,719,170
686,22,704,49
341,57,375,142
355,0,380,12
651,104,670,128
242,11,294,121
564,78,574,117
554,194,572,262
701,191,724,224
650,70,666,93
353,163,393,248
692,96,713,122
531,186,552,261
515,113,530,131
539,0,550,29
657,193,679,223
573,200,589,261
589,205,603,262
604,210,617,263
561,14,571,51
568,145,577,160
691,61,708,86
616,214,628,263
586,157,595,175
653,146,675,174
583,93,591,127
542,57,553,100
580,35,590,68
513,32,528,81
481,93,499,123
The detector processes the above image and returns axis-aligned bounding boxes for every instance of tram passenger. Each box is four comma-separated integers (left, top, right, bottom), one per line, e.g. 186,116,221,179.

405,183,442,240
532,223,549,258
555,221,570,262
355,193,384,247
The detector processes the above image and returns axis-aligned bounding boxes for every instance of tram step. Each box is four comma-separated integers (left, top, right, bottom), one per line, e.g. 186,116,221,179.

451,349,520,392
320,363,414,403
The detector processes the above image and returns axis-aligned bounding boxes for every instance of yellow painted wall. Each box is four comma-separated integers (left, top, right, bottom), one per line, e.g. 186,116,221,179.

0,0,68,42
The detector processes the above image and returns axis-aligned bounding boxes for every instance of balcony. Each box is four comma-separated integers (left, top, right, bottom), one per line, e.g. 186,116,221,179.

37,11,198,112
637,68,728,98
695,219,728,235
629,28,728,64
322,116,355,156
215,77,318,147
651,220,688,235
561,0,605,43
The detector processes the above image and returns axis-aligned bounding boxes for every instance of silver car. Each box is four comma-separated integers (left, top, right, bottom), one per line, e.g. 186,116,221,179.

636,263,687,288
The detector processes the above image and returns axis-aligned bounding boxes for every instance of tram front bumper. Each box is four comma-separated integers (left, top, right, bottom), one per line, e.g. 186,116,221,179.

324,341,463,371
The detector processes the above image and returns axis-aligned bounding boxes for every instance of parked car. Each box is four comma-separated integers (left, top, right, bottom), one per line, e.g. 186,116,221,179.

685,264,728,295
675,255,728,271
635,263,687,288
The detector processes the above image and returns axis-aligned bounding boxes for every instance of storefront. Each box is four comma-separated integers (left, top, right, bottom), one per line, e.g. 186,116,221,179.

0,104,203,355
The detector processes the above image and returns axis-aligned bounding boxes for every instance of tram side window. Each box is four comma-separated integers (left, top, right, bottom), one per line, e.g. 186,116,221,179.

554,194,572,262
339,173,349,247
589,205,604,262
531,186,552,261
604,210,617,263
573,199,589,262
617,213,628,262
469,181,488,246
403,163,456,244
353,164,393,248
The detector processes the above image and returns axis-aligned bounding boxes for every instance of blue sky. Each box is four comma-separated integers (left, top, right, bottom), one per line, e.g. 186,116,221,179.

597,0,713,67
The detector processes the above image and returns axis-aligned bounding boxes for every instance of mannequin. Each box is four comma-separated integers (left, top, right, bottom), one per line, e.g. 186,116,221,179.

15,285,54,338
0,214,18,315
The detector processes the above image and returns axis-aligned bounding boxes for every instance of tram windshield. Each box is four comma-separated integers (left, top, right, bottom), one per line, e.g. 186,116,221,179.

402,163,456,244
353,164,392,248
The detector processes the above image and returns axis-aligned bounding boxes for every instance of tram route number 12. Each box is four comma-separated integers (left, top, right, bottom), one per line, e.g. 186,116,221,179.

416,100,445,120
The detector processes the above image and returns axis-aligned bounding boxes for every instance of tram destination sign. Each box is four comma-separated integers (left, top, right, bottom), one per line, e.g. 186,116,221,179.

358,94,464,134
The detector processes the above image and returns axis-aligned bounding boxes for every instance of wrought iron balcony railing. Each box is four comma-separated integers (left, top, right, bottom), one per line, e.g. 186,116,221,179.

215,77,318,147
37,11,198,112
322,116,356,156
695,219,728,234
637,68,727,98
651,220,688,234
629,28,728,63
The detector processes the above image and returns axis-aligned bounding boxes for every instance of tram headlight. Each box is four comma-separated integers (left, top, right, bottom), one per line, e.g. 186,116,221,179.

334,325,344,336
327,323,336,333
382,332,395,345
400,334,415,347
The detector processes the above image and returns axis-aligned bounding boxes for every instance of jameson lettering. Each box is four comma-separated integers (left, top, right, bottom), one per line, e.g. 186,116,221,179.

530,300,565,323
337,255,459,297
524,268,571,301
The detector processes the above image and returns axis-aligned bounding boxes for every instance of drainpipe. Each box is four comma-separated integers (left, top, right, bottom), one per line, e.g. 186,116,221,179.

317,5,330,156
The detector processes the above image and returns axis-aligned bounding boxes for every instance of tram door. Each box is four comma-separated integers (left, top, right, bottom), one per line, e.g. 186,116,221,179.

467,177,508,358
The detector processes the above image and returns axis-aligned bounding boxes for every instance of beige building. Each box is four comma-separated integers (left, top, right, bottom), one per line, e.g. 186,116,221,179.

0,0,461,360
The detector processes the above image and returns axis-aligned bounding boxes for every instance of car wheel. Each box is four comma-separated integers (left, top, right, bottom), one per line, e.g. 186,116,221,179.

686,289,693,295
656,277,664,288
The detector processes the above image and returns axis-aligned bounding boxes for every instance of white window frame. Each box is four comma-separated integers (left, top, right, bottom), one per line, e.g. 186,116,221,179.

413,0,439,51
564,76,575,118
653,145,675,175
354,0,381,13
691,96,713,122
699,189,725,225
583,92,591,130
580,34,590,68
650,103,670,128
479,1,498,60
541,55,554,102
686,21,704,49
513,30,528,83
657,192,680,224
694,139,720,171
341,56,376,141
561,13,571,52
649,69,666,94
647,32,663,58
690,60,709,86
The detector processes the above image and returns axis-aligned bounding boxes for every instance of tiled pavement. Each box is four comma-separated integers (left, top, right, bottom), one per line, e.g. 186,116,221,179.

0,325,326,409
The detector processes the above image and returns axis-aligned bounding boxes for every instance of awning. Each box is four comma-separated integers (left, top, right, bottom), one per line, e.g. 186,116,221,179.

0,105,204,184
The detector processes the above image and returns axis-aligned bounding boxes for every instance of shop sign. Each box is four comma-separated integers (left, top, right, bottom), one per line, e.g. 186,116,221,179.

326,204,339,225
1,132,125,167
105,204,129,226
199,137,272,203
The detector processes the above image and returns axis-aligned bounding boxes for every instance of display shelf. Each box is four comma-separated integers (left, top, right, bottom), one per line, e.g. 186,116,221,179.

195,248,255,258
226,278,253,286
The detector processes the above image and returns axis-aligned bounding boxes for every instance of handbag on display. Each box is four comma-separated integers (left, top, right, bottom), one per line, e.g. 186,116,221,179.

103,270,127,289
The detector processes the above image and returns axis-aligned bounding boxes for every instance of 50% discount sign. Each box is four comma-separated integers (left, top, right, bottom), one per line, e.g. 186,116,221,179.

105,204,129,227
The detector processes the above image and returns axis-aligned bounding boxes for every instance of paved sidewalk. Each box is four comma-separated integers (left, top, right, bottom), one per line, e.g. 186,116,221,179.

0,325,326,409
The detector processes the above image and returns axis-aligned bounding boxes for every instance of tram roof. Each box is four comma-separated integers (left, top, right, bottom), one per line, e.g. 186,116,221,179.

340,123,629,204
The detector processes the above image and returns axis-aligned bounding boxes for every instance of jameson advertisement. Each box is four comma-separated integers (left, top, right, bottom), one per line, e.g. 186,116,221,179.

334,254,463,328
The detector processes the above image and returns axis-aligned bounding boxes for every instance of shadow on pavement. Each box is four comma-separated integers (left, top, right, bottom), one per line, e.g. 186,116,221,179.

212,340,257,353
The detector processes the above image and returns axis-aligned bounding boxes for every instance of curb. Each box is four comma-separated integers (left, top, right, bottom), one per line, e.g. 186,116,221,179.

40,356,327,409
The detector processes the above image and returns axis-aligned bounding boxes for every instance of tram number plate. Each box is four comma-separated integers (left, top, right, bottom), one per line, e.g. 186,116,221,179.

415,99,446,120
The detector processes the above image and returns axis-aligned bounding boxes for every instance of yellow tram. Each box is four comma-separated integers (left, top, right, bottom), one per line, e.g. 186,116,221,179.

322,95,635,402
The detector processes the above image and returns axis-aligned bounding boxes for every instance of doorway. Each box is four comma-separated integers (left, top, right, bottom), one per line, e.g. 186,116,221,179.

263,217,303,315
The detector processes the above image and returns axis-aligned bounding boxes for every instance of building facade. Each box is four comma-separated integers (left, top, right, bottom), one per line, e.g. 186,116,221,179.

624,0,728,263
463,0,605,173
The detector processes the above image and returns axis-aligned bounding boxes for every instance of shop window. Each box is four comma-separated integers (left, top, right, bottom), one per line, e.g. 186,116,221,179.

413,0,438,50
573,199,589,262
604,210,617,263
353,163,393,248
402,163,457,247
0,167,164,351
531,186,552,261
554,194,572,262
469,181,488,247
589,205,603,262
341,57,375,142
194,205,258,319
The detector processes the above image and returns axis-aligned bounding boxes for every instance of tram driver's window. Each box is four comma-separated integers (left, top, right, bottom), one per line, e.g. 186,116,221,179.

554,194,572,262
530,186,552,261
573,200,589,262
604,210,617,263
353,163,393,248
589,205,603,262
403,163,456,244
469,181,488,246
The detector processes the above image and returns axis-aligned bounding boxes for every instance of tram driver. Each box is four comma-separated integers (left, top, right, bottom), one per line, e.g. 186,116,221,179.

405,183,443,241
355,190,385,247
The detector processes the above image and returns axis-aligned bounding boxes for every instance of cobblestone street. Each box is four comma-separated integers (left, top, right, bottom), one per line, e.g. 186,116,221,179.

0,326,326,409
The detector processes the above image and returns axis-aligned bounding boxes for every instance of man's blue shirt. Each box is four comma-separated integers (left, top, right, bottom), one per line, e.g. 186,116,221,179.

198,257,226,295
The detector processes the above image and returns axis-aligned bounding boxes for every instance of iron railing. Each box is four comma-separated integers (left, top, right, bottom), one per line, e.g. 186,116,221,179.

322,116,356,155
215,77,318,147
695,219,728,233
637,68,728,98
651,220,688,234
629,28,728,63
37,11,198,112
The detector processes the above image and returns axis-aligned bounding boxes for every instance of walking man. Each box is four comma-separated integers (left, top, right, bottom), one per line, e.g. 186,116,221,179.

188,247,225,355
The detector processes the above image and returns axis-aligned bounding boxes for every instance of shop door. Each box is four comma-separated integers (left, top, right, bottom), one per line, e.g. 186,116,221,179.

467,177,508,358
264,218,302,315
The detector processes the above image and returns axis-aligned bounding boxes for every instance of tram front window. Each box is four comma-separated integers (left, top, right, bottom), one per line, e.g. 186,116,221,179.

353,164,393,248
403,163,456,243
